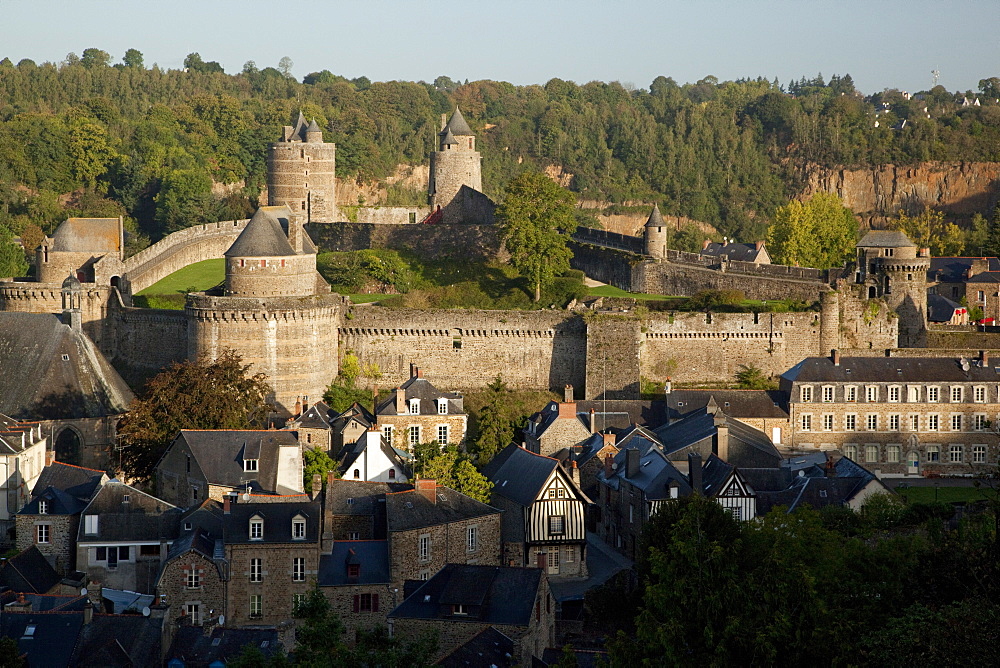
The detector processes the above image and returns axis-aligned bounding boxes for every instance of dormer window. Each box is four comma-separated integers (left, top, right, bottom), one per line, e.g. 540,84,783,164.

408,399,420,415
250,516,264,540
292,516,306,540
437,399,448,415
347,564,360,578
84,514,98,535
38,500,48,515
452,604,469,616
244,459,259,472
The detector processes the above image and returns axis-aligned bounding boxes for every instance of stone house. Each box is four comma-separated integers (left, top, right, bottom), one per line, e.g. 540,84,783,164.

0,417,49,540
756,456,889,514
330,402,377,453
927,256,998,303
284,399,377,453
76,481,182,593
15,461,107,573
155,527,226,627
388,564,555,666
663,388,790,446
375,367,467,452
338,427,410,483
700,239,771,265
560,431,619,500
482,444,591,578
318,540,394,641
964,271,1000,323
523,386,593,457
222,494,321,627
384,480,502,589
653,403,783,469
781,350,1000,474
322,478,411,547
156,429,304,508
927,293,969,326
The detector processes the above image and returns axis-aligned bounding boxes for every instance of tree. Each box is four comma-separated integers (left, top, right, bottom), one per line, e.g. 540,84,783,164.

497,171,577,301
153,168,214,234
67,115,117,190
122,48,144,69
117,350,271,482
416,447,493,503
303,448,337,493
0,225,28,279
292,586,349,665
80,48,111,69
891,208,964,256
734,363,773,390
472,375,514,464
278,56,294,79
766,192,859,268
0,636,27,667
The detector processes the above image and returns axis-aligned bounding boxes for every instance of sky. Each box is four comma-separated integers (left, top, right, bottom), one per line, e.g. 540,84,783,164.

0,0,997,95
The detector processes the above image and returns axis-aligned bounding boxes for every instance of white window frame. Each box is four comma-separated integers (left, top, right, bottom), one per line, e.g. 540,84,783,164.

866,414,878,431
437,424,449,445
926,445,940,462
949,444,963,463
845,414,857,431
250,594,262,618
974,386,987,403
36,524,50,544
418,534,430,561
888,386,901,403
907,385,920,403
409,425,420,447
186,603,201,625
845,386,857,402
975,414,987,431
292,518,306,540
382,425,394,443
951,414,963,432
292,557,305,582
927,386,940,403
84,515,98,535
843,444,858,460
887,444,901,463
800,414,812,431
865,444,879,463
909,414,920,431
467,525,478,552
408,399,420,415
38,500,48,515
250,558,262,582
973,444,987,463
866,385,878,402
244,459,259,472
950,386,963,403
889,414,900,431
250,518,264,541
928,414,940,431
437,399,448,415
821,386,834,403
800,386,813,403
187,568,201,589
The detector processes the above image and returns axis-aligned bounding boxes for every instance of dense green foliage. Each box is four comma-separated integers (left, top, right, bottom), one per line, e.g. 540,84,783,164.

602,493,1000,667
303,448,338,493
2,53,998,249
117,350,271,482
0,223,28,278
412,445,493,504
766,192,859,268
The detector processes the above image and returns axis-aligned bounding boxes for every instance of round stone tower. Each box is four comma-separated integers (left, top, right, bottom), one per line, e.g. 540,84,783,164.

429,108,483,224
643,205,668,259
267,113,337,224
224,208,317,298
856,230,928,348
819,289,840,353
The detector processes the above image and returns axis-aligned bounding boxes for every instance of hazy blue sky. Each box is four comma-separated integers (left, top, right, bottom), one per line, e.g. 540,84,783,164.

1,0,997,95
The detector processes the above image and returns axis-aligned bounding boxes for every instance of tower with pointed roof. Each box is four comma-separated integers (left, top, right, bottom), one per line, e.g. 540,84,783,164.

223,205,319,298
267,112,337,224
643,205,668,259
428,108,485,223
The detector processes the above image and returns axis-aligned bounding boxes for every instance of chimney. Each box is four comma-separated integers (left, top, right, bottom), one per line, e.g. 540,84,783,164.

702,239,711,251
714,414,729,462
441,113,447,131
831,349,841,366
396,388,406,414
302,396,309,412
223,495,231,515
755,240,764,251
564,385,574,402
311,473,322,500
416,367,423,379
688,452,703,494
294,397,302,417
589,408,596,434
825,456,837,477
664,378,672,395
603,453,615,479
83,601,94,625
372,384,379,414
980,350,989,366
625,448,640,479
919,248,930,257
416,479,436,504
602,432,616,448
568,460,579,484
87,581,103,608
410,362,415,377
45,449,55,466
558,400,576,419
327,470,337,488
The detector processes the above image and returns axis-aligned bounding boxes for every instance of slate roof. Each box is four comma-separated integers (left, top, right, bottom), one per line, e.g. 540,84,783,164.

325,479,411,516
700,454,738,497
665,390,788,421
701,241,766,263
739,466,794,492
0,611,84,667
781,355,1000,384
756,456,884,514
164,527,216,563
0,313,134,420
0,546,61,594
967,271,1000,284
329,401,376,432
443,108,474,136
19,485,87,516
484,444,579,507
30,461,106,499
600,440,692,500
77,481,181,543
49,217,121,253
929,256,1000,283
927,293,965,322
319,540,390,586
440,127,459,146
375,376,463,416
307,118,321,133
653,408,781,466
221,498,321,544
645,205,665,228
389,564,542,626
224,207,296,258
385,485,500,532
291,399,339,429
339,431,410,478
71,613,166,667
524,403,588,441
574,400,668,430
171,430,299,494
857,230,916,248
438,626,515,668
169,626,282,666
287,111,309,141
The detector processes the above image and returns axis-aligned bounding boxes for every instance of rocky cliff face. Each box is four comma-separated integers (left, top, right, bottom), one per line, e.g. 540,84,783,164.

800,161,1000,226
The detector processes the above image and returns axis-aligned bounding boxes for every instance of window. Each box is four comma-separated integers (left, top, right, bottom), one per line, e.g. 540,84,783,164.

187,569,201,589
949,444,963,463
260,259,267,268
244,459,258,472
84,515,98,535
926,446,940,462
250,558,262,582
382,425,393,443
437,399,448,415
293,557,305,581
549,515,565,535
38,500,48,515
348,531,360,540
565,546,575,564
889,414,900,431
910,414,920,431
293,593,307,610
866,445,879,463
388,469,396,479
979,290,986,302
845,414,856,431
975,386,986,403
353,469,360,479
409,426,420,447
250,518,263,540
95,547,107,562
843,444,858,460
907,385,920,402
408,399,420,415
845,386,857,402
800,414,812,431
928,414,940,431
418,534,430,561
437,425,449,445
973,445,987,463
800,386,813,403
887,445,901,463
866,414,878,431
357,593,375,613
292,518,306,539
927,386,940,403
975,414,987,431
250,595,262,618
467,526,478,552
888,386,900,402
36,524,50,544
951,414,963,431
822,414,834,431
186,603,201,625
140,545,160,557
866,386,878,402
951,386,964,403
822,386,834,403
348,563,360,579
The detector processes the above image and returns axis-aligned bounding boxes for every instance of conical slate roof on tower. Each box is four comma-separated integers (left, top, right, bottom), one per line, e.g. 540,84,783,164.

307,118,321,133
440,127,459,146
442,107,473,136
645,205,666,227
225,209,296,258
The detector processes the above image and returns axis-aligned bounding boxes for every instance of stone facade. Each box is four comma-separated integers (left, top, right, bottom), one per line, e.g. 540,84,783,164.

226,541,319,626
267,119,337,225
323,582,394,641
388,515,501,590
16,513,77,573
157,549,225,626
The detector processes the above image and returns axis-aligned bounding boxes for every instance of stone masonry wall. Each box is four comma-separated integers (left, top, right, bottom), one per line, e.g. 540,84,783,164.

108,305,189,387
16,514,77,574
226,542,319,627
305,222,501,261
322,583,394,642
156,551,225,626
388,514,501,591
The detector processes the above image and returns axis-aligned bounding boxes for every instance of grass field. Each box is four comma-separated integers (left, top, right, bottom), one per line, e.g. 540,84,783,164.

895,485,995,504
586,285,680,301
136,258,225,296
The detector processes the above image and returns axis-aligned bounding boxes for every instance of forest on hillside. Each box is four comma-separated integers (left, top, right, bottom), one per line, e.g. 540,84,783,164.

1,48,998,252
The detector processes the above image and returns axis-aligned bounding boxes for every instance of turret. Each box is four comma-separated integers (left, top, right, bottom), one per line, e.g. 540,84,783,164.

644,205,668,259
61,273,82,330
428,108,483,223
267,112,337,224
223,207,317,298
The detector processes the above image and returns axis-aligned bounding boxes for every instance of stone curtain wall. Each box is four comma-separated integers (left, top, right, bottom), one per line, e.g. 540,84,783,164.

305,223,502,261
108,304,189,386
586,316,643,399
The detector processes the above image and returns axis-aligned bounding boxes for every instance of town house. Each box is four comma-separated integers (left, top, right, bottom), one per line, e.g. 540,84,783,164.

376,367,468,452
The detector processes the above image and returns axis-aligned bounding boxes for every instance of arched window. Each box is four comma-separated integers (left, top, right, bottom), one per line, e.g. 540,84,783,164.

55,428,82,466
868,286,877,299
388,469,396,479
353,469,360,479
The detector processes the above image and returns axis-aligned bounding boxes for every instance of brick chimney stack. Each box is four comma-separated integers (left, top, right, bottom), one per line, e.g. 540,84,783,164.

223,494,231,515
396,388,406,414
294,397,302,417
415,367,423,379
416,479,437,504
602,432,616,448
832,349,841,366
981,350,989,366
702,239,711,251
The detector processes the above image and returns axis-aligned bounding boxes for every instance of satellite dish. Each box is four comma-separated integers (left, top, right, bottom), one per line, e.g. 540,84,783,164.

241,493,250,502
80,588,88,596
219,615,225,625
142,606,150,617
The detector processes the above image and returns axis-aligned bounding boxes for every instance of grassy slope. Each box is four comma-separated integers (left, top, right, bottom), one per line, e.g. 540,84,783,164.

135,258,225,295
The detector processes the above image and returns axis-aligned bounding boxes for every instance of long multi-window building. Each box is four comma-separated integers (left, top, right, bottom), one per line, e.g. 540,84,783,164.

781,351,1000,474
